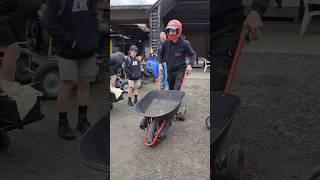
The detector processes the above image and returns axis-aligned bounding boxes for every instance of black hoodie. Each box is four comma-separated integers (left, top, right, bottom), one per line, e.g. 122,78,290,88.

47,0,98,60
158,35,196,73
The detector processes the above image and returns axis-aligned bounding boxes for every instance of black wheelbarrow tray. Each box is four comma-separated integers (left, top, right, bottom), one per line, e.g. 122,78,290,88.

212,92,241,159
79,115,107,172
135,90,185,119
0,95,44,151
212,92,245,179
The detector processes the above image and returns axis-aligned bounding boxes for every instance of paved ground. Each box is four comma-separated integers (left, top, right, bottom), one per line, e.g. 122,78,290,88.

0,82,107,180
110,69,210,180
219,52,320,180
214,20,320,179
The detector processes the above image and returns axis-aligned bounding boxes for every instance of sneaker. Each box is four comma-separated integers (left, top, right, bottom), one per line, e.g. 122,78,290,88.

58,119,76,140
77,117,91,134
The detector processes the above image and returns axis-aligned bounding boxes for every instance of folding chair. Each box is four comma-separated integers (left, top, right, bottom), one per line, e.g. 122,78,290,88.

300,0,320,35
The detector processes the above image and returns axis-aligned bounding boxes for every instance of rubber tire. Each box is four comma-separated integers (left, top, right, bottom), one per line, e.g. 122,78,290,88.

32,61,59,100
300,166,320,180
0,130,10,151
146,119,157,145
226,145,244,180
15,53,32,84
205,115,210,129
178,106,187,121
121,81,129,93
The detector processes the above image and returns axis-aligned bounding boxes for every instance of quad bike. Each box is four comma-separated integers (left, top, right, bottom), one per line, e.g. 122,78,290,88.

5,9,107,100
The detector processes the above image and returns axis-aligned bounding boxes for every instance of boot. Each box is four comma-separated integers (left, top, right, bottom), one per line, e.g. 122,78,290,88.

77,116,91,135
58,119,76,140
128,98,134,106
134,96,138,104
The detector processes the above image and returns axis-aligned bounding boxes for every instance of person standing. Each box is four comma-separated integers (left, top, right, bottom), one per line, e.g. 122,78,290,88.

47,0,99,140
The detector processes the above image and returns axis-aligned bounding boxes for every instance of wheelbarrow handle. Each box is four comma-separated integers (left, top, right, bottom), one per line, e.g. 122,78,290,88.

179,70,188,91
224,28,250,93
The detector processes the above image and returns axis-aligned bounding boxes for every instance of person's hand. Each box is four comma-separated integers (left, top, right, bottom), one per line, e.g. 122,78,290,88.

244,10,263,41
186,65,192,76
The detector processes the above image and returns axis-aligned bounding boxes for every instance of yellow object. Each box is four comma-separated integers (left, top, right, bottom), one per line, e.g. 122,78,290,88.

150,47,153,56
110,40,112,55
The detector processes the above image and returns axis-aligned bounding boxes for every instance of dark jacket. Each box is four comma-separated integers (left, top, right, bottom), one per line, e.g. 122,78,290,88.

47,0,99,60
158,35,196,73
213,0,270,31
124,56,141,80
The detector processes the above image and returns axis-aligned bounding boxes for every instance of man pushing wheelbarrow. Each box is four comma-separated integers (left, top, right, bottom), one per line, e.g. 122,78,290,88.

136,19,196,146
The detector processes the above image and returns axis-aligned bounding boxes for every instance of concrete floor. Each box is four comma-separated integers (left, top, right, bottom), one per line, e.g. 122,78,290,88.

110,69,210,180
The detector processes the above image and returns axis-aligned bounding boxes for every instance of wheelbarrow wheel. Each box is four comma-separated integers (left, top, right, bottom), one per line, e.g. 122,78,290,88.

205,115,210,129
0,130,10,151
146,118,157,145
300,166,320,180
227,145,244,180
178,106,187,121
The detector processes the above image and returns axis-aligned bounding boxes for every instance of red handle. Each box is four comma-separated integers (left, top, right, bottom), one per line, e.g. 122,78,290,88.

179,70,188,91
224,29,250,93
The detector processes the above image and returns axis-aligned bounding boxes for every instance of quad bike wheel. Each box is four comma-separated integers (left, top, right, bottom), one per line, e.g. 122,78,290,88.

15,53,33,84
121,81,129,93
0,130,10,151
227,145,244,180
32,61,59,100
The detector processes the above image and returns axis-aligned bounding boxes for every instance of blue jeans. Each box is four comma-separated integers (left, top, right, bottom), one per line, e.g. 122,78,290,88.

161,62,169,89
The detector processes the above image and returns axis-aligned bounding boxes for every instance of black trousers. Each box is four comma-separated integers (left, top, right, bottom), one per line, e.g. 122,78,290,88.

211,19,243,92
168,68,186,90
